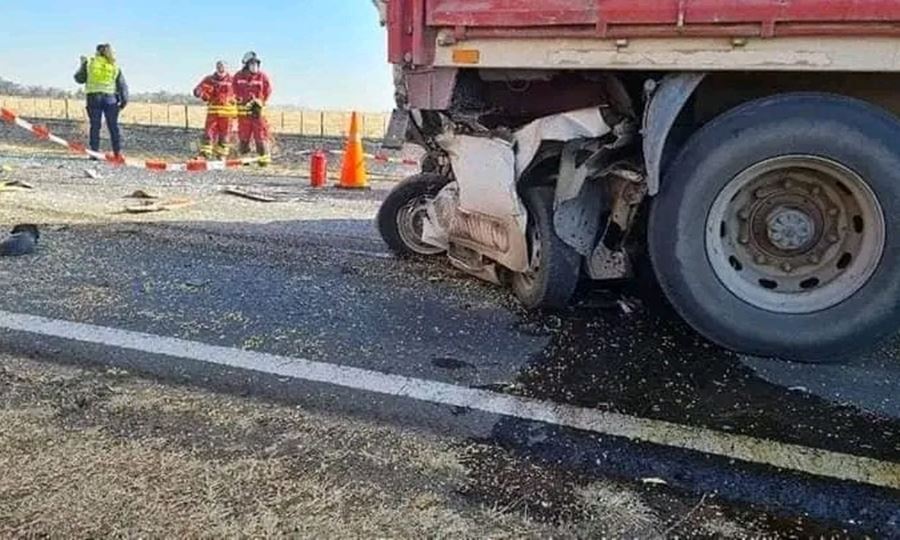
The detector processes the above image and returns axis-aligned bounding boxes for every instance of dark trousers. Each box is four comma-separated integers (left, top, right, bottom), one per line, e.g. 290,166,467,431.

86,94,122,155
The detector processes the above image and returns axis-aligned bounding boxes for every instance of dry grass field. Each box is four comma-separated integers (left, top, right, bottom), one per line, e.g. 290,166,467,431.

0,95,389,139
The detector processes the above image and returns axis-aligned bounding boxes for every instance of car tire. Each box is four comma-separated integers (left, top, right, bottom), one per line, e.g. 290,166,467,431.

512,187,582,310
377,173,450,257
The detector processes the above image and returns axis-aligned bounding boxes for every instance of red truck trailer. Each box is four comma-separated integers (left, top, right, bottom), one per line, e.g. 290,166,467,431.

375,0,900,362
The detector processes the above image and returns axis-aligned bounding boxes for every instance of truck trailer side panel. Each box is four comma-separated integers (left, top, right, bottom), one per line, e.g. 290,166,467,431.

390,0,900,68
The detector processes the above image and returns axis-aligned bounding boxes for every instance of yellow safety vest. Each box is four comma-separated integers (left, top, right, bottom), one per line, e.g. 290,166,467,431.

86,56,119,95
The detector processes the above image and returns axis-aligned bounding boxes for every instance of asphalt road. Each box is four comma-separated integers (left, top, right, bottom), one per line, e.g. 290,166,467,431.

1,152,898,536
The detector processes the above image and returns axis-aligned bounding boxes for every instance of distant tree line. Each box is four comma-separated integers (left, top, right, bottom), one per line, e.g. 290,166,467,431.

0,77,77,99
126,90,200,105
0,77,329,110
0,77,200,104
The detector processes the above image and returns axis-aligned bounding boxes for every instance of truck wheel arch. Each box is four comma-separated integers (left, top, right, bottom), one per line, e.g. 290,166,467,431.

643,73,707,196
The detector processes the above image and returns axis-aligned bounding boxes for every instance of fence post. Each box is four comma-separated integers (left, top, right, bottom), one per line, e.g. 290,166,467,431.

320,111,325,138
280,111,285,131
166,105,171,126
184,105,190,129
299,110,304,137
64,98,70,120
361,114,367,138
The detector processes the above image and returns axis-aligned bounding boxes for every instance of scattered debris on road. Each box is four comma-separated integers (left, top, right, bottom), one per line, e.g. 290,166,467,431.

223,186,279,202
221,185,314,203
123,197,195,214
125,189,159,200
83,168,102,180
617,298,640,315
0,224,39,256
641,477,669,486
0,180,33,192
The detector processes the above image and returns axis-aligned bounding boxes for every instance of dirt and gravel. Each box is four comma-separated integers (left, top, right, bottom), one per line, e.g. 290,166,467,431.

1,354,773,538
0,132,894,537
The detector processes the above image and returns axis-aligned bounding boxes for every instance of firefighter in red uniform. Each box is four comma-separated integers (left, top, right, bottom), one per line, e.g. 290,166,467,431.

233,51,273,166
193,61,237,159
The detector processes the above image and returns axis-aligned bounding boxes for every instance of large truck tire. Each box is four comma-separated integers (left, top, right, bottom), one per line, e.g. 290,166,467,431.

512,187,581,310
377,173,450,257
649,93,900,362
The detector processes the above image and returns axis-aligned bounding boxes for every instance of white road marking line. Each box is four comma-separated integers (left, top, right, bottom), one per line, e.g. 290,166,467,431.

0,309,897,490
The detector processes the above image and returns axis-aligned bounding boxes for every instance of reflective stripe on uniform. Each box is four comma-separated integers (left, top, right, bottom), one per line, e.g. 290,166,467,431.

207,104,238,117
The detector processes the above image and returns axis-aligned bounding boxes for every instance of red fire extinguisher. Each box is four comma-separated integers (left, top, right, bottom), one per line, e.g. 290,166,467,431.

310,150,327,188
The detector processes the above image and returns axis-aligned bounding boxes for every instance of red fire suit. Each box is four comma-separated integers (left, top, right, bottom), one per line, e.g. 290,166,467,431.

193,73,237,158
233,68,273,164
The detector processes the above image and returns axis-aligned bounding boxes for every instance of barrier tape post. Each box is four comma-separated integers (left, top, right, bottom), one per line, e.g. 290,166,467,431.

32,124,50,140
1,108,16,124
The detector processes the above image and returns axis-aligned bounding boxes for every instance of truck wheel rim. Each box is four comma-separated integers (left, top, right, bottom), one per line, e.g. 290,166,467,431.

397,196,443,255
705,155,885,314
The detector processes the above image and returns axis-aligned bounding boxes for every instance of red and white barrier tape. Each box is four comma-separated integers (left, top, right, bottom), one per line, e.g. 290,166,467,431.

295,148,419,167
2,106,417,171
1,107,261,172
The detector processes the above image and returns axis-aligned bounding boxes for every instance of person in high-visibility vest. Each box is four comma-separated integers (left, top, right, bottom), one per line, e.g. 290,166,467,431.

74,43,129,161
233,52,273,166
193,61,237,159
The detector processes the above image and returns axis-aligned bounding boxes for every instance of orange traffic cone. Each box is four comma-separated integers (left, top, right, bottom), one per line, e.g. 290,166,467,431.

339,112,369,189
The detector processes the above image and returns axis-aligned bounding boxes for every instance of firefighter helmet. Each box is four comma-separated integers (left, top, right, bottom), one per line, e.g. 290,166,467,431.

242,51,260,66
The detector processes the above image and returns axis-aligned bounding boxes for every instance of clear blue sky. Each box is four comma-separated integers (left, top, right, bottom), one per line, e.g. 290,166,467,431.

0,0,394,111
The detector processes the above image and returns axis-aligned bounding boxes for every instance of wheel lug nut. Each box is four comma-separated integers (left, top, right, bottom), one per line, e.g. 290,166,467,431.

808,255,821,264
782,263,793,273
828,208,839,216
755,255,767,264
754,189,767,199
739,209,751,220
810,186,822,196
739,234,750,244
784,179,794,190
828,234,840,243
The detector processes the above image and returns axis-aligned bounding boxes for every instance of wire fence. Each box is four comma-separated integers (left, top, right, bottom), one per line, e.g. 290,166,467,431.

0,95,390,139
